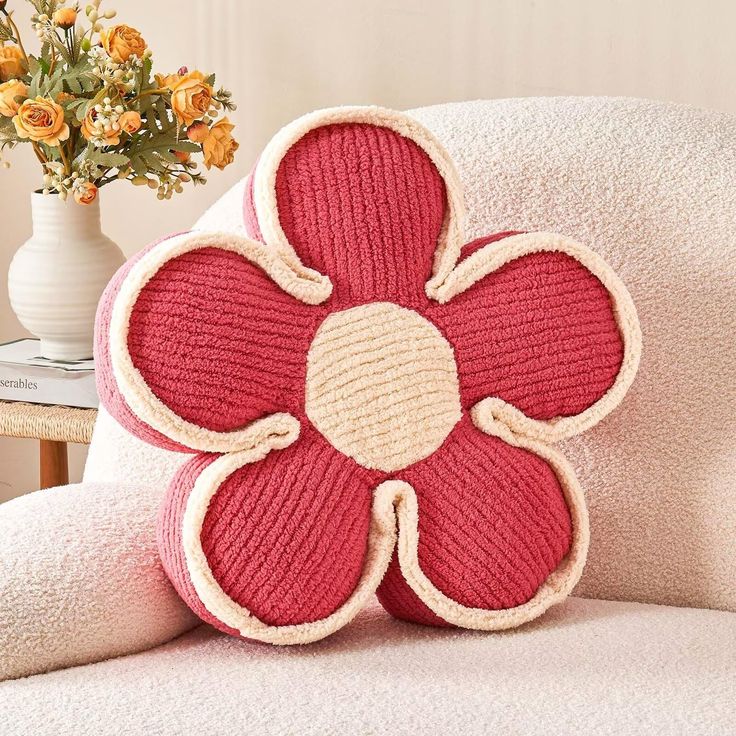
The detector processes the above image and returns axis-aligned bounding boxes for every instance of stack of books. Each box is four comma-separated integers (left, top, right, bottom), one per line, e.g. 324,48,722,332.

0,339,98,409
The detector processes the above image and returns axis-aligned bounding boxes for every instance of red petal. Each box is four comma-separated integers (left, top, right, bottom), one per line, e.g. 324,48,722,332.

429,240,625,419
247,123,447,307
377,550,451,627
377,416,573,624
160,425,380,629
96,234,190,451
125,243,324,432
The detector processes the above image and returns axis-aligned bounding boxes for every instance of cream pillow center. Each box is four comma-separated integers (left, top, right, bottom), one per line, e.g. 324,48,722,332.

305,302,462,472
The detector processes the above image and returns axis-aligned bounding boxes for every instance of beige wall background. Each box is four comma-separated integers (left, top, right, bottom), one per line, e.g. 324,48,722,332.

0,0,734,501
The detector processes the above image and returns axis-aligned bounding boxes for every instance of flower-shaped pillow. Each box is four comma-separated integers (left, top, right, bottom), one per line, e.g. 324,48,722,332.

95,106,641,644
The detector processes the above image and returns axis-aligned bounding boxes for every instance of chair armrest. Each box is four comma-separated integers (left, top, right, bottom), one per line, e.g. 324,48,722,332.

0,481,196,681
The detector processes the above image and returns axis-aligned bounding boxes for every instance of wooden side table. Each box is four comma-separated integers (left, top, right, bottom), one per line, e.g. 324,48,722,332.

0,400,98,489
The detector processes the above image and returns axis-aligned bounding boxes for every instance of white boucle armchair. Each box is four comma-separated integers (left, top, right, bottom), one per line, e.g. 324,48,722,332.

1,97,735,736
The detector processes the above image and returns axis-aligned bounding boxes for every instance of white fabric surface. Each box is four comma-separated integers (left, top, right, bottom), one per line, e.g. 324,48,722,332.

85,96,736,612
408,97,736,611
84,406,185,490
0,482,196,681
3,597,734,736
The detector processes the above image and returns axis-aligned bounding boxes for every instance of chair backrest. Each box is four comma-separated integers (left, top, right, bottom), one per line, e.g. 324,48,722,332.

85,97,736,613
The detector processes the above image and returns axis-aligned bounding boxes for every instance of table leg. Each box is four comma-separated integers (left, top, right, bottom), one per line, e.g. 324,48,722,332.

40,439,69,489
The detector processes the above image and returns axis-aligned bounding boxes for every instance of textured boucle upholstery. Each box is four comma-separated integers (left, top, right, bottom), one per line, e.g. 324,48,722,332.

0,481,196,681
2,597,734,736
86,96,736,613
408,97,736,612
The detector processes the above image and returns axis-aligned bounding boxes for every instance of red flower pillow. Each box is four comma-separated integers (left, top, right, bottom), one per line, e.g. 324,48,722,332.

95,107,641,644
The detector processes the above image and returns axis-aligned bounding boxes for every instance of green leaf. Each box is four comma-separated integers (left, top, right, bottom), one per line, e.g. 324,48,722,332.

155,97,171,128
28,63,45,98
137,94,154,112
141,57,153,85
39,142,62,163
65,75,82,94
139,152,166,172
170,140,199,153
50,37,73,67
49,80,63,99
0,116,16,139
63,97,86,111
153,149,179,164
129,155,148,177
89,151,130,168
79,74,97,93
72,142,94,168
124,128,182,159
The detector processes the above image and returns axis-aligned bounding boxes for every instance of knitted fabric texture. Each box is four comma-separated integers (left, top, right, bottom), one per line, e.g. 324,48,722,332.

95,106,641,643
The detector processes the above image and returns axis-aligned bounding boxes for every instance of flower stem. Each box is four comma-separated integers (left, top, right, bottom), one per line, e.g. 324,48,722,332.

48,43,57,75
66,26,77,65
31,142,47,165
58,142,71,176
5,12,30,67
95,174,118,188
129,88,167,103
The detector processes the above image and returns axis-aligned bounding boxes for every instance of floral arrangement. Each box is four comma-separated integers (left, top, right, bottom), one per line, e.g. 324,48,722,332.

0,0,237,204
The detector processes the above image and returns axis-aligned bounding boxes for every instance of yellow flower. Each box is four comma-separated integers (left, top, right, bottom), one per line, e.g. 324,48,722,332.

100,25,147,63
80,107,121,146
169,71,212,126
53,8,77,29
0,45,26,82
74,182,98,205
186,120,208,143
201,117,239,170
0,79,28,117
119,110,142,134
13,97,70,146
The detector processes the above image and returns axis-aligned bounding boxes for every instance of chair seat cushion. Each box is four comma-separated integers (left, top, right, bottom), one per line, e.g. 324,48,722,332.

3,597,734,736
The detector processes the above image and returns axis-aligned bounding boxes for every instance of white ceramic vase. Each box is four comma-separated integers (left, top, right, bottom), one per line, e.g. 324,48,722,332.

8,192,126,361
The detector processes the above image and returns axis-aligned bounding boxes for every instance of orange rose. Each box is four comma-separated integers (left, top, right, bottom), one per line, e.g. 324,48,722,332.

201,118,238,170
13,97,69,146
100,25,147,63
173,150,190,163
119,110,141,134
0,45,26,82
169,71,212,126
0,79,28,117
154,72,180,90
53,8,77,29
80,107,121,146
74,182,98,205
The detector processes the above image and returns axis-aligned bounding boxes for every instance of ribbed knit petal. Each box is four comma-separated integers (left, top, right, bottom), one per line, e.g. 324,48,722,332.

158,425,381,635
376,415,573,625
122,243,325,433
96,233,191,451
246,123,447,307
428,234,626,420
